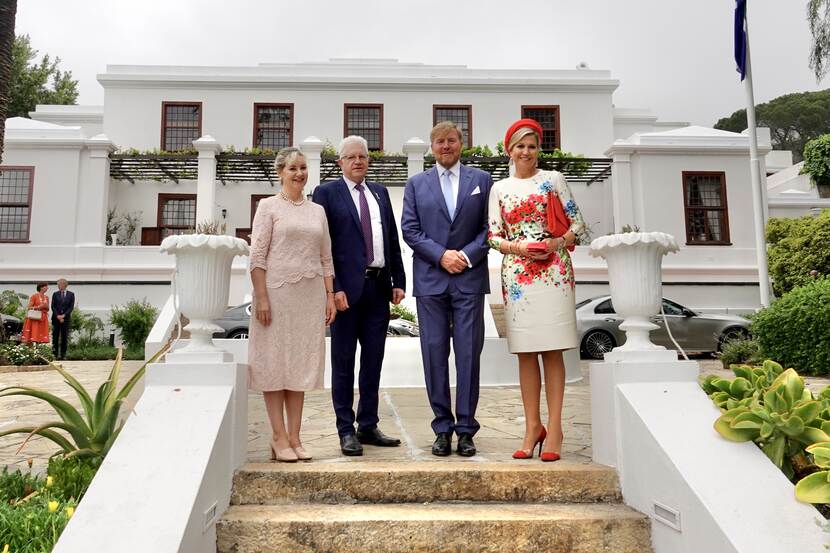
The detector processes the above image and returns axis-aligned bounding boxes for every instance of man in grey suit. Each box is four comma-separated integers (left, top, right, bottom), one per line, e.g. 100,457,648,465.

401,121,492,457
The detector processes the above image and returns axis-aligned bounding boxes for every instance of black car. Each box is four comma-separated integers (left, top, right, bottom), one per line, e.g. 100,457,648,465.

1,313,23,341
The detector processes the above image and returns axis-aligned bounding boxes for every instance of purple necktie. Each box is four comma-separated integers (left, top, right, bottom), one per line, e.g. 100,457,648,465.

355,184,374,265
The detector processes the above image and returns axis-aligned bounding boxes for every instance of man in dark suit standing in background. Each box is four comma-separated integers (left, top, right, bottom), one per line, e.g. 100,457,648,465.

312,135,407,456
401,121,492,457
51,278,75,360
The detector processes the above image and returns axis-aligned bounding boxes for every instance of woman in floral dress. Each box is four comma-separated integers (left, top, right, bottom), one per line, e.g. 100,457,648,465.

487,119,586,461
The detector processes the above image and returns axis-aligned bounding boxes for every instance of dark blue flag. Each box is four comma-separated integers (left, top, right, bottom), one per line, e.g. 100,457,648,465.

734,0,747,80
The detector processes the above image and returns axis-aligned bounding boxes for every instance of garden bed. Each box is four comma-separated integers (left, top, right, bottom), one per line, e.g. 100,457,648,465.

0,364,54,374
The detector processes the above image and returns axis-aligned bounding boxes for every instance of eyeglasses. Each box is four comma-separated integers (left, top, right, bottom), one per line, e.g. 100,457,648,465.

340,154,369,162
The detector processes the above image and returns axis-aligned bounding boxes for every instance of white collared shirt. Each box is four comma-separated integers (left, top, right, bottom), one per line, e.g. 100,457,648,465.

434,161,472,269
344,176,385,268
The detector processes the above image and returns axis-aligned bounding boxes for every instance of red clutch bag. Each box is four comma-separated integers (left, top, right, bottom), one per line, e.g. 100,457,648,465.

547,191,575,252
526,242,548,254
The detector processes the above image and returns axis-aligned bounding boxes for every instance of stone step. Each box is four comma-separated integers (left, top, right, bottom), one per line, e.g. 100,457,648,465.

231,461,621,505
217,503,652,553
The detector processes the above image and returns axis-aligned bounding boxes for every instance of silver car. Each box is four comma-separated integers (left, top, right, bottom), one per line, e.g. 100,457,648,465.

576,296,751,360
213,303,419,339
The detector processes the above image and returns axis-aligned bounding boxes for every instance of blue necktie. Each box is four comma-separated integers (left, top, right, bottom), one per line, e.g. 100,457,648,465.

441,169,455,220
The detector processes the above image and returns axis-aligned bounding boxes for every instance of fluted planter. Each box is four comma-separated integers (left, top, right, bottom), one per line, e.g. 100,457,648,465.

588,232,679,353
160,234,249,353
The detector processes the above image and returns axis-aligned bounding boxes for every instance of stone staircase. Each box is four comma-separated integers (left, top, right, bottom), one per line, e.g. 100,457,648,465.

216,461,653,553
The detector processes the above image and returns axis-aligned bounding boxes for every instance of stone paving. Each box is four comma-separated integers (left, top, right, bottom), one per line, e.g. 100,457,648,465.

3,358,830,472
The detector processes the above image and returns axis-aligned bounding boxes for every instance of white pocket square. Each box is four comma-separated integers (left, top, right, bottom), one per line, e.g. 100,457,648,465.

471,186,481,195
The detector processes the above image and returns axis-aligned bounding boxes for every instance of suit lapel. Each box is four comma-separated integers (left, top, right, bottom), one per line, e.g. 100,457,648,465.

453,165,475,221
336,178,362,232
427,166,452,222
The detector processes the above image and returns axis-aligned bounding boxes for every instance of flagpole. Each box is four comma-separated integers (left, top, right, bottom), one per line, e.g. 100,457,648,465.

742,3,772,307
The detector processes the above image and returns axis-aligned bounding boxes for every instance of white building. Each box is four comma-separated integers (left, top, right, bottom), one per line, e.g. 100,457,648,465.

1,58,826,320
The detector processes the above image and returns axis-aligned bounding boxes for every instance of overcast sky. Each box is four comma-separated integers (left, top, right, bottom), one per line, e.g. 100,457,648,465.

15,0,825,127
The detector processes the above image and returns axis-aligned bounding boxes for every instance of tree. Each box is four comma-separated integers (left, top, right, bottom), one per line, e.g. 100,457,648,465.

0,1,17,165
766,209,830,297
809,0,830,82
714,90,830,162
8,35,78,119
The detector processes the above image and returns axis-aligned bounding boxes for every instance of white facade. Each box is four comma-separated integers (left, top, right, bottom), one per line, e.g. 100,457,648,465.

0,58,808,319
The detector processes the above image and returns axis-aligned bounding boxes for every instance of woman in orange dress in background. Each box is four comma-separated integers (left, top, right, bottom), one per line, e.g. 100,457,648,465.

21,282,50,344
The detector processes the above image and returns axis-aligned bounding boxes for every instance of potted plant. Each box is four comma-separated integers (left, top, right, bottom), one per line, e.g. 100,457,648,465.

588,230,679,353
160,221,249,353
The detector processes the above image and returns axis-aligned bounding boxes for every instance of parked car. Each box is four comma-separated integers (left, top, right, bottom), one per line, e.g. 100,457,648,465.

1,313,23,342
213,303,419,339
576,296,751,360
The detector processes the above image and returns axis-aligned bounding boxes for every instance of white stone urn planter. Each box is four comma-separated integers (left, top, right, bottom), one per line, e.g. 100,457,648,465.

160,234,249,353
588,232,679,355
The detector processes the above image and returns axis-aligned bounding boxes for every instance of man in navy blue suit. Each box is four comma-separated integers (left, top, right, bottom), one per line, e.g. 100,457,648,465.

312,136,406,456
401,121,492,457
51,278,75,360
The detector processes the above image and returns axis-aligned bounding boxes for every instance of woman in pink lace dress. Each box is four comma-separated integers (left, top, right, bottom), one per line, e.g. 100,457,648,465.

248,147,336,462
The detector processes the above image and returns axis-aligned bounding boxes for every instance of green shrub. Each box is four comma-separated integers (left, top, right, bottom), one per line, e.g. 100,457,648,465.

47,456,99,502
802,134,830,187
0,343,53,366
109,299,158,350
751,278,830,375
0,465,41,502
0,463,85,553
766,209,830,296
390,303,417,323
0,290,26,320
69,310,104,345
717,337,762,370
65,344,118,361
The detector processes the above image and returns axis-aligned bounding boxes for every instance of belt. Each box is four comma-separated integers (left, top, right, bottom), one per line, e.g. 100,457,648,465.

364,267,382,279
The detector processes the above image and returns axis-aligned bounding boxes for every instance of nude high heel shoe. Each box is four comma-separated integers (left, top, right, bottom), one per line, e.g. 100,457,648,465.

270,439,298,463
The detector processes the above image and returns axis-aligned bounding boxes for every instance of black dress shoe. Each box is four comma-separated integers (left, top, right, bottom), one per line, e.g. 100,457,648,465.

357,427,401,447
432,432,452,456
456,433,476,457
340,434,364,456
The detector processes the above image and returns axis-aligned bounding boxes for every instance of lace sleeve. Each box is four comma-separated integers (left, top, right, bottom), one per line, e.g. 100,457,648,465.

486,183,507,250
319,209,334,278
249,200,273,272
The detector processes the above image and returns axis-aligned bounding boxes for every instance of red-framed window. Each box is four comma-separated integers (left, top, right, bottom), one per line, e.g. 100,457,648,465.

521,105,561,151
433,105,472,148
157,193,197,238
161,102,202,151
682,171,731,245
0,166,34,243
344,104,383,151
253,103,293,150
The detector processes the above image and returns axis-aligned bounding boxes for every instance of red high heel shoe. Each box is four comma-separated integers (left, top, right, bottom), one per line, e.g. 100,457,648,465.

540,431,563,462
512,427,547,459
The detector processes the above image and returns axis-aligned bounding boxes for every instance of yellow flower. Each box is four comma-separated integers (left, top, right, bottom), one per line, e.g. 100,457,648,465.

3,543,9,553
48,500,59,513
65,506,75,518
46,476,54,488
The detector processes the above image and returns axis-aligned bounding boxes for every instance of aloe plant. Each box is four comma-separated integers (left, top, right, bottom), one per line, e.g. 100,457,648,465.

0,345,168,461
713,367,830,477
795,442,830,504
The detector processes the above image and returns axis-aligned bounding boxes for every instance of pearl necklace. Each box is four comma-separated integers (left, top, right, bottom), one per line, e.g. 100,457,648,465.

279,190,305,206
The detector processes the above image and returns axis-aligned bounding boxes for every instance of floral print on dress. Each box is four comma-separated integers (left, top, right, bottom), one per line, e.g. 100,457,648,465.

487,171,585,321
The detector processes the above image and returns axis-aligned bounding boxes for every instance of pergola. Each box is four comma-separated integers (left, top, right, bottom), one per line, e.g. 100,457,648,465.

109,153,612,186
